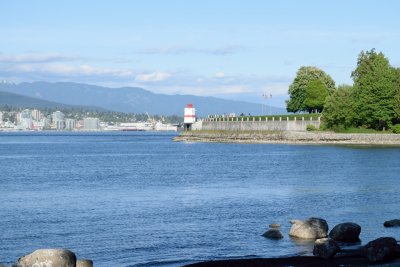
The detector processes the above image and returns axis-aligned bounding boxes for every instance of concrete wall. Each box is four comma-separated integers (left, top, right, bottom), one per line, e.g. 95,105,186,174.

199,117,320,131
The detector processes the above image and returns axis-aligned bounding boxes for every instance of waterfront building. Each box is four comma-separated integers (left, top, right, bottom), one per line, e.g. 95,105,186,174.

0,111,3,125
19,109,32,121
52,111,65,130
18,109,33,130
65,118,76,131
83,117,100,130
31,109,43,121
183,103,196,131
32,120,46,130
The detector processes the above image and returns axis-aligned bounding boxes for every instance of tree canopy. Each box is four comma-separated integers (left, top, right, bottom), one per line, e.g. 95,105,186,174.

323,84,355,130
351,49,398,130
286,49,400,132
286,66,335,113
322,49,400,131
304,80,328,113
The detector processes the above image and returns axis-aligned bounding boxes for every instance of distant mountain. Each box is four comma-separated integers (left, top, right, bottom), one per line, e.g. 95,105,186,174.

0,90,105,111
0,82,286,116
0,90,71,109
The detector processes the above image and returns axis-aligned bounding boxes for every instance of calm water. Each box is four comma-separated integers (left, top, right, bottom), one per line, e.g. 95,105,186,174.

1,132,400,266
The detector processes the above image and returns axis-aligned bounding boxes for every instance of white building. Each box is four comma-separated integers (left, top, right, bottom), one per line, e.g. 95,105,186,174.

65,118,76,131
18,109,33,130
31,109,42,121
52,111,65,130
0,111,3,125
19,109,32,121
83,117,100,131
32,120,46,130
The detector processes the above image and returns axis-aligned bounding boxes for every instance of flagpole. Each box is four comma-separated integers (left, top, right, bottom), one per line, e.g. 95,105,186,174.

262,92,272,115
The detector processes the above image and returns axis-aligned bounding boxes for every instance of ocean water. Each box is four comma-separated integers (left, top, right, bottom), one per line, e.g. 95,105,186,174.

0,132,400,266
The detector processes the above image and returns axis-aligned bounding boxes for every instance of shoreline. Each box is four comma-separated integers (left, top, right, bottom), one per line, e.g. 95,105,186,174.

184,256,400,267
174,131,400,146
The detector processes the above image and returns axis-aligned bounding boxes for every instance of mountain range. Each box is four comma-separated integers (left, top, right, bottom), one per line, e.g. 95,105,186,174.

0,81,286,116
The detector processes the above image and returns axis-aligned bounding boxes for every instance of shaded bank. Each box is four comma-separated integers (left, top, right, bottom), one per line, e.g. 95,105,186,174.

174,131,400,145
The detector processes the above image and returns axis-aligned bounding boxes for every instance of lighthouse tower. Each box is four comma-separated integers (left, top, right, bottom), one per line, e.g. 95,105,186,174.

184,103,196,131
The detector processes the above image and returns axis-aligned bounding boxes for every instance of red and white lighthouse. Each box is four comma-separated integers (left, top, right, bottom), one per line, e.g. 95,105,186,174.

184,103,196,130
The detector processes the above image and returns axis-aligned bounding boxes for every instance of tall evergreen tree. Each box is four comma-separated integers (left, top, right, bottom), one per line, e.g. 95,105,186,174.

393,68,400,124
351,49,397,130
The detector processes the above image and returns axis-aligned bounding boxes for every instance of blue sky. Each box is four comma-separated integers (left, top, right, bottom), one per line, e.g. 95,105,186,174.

1,0,399,107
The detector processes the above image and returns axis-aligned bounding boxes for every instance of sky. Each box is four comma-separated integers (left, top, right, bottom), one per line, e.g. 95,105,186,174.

0,0,399,107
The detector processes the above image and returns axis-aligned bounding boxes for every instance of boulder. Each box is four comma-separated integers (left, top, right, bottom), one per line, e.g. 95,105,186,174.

384,219,400,227
262,229,283,239
16,249,76,267
289,217,328,239
268,223,281,228
313,238,340,259
77,259,93,267
329,222,361,242
363,237,400,262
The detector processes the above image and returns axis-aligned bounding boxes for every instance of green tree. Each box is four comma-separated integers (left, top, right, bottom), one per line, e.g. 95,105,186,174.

351,49,397,130
394,68,400,123
304,80,328,113
286,66,335,113
323,84,355,129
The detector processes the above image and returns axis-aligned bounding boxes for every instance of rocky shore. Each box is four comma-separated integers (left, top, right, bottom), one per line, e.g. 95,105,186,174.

0,249,92,267
174,130,400,145
2,218,399,266
185,217,400,267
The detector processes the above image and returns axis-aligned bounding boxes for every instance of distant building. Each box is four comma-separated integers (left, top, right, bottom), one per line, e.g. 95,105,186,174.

65,118,76,131
83,117,100,130
32,120,46,130
19,109,32,121
0,111,3,125
52,111,65,130
31,109,42,121
19,109,33,130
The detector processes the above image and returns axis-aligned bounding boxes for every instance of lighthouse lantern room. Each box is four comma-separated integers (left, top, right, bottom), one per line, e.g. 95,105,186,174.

184,103,196,131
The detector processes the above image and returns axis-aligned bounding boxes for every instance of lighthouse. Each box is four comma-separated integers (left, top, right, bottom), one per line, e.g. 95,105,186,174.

183,103,196,131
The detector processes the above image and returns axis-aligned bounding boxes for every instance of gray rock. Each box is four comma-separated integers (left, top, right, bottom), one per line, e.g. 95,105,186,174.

16,249,76,267
268,223,281,228
262,229,283,239
363,237,400,262
289,217,329,239
329,222,361,242
313,238,340,259
384,219,400,227
77,259,93,267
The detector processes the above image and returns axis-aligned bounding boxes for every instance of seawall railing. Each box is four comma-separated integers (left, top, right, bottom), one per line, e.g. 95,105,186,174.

197,116,321,131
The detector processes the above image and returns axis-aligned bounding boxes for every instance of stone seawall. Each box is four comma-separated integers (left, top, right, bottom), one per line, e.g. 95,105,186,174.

201,118,320,132
174,131,400,145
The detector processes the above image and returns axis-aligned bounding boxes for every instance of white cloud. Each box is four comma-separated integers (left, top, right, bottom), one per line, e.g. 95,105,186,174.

135,72,171,82
139,45,244,55
7,63,135,78
214,71,225,78
0,52,80,63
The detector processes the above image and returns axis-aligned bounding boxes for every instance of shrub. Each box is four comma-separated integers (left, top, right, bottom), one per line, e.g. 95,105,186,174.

306,124,317,131
391,124,400,134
